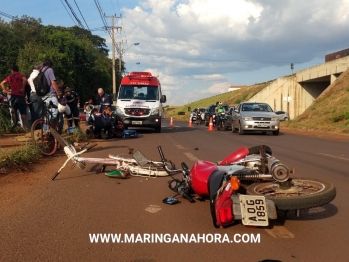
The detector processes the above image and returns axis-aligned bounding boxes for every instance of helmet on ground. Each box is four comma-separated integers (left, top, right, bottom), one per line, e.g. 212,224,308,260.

58,103,67,113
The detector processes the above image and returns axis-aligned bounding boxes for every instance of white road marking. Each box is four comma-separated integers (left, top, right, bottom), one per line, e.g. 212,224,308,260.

251,138,267,142
176,144,185,149
184,152,198,161
265,225,295,238
318,153,349,161
145,205,161,213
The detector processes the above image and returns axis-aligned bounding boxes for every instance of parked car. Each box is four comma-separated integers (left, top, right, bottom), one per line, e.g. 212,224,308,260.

275,110,290,121
230,102,280,135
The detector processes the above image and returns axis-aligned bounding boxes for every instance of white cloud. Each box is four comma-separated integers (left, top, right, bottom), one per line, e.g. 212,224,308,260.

119,0,349,105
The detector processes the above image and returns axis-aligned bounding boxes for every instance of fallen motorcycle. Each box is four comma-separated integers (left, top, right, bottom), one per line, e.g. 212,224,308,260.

145,145,336,228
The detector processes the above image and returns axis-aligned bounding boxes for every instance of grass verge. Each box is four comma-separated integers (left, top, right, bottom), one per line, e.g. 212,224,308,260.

0,143,41,172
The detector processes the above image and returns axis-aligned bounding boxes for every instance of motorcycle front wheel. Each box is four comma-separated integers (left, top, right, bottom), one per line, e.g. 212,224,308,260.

246,178,336,210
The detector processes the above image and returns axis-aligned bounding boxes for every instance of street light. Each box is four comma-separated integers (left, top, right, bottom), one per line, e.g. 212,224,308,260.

125,62,140,75
118,42,140,73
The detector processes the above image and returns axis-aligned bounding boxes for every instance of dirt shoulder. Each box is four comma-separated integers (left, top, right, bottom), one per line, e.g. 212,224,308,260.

280,125,349,141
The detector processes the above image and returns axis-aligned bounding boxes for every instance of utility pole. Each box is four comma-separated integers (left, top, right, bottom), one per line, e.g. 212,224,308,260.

104,14,121,99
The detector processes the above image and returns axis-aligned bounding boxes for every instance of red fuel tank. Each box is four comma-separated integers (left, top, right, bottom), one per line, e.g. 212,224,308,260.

219,147,249,165
190,160,218,196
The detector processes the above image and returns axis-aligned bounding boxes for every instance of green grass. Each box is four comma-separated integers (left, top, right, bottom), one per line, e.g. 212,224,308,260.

0,143,41,170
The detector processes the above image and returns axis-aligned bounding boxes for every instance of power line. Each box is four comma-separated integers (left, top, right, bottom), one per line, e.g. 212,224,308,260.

73,0,90,31
64,0,85,29
59,0,77,26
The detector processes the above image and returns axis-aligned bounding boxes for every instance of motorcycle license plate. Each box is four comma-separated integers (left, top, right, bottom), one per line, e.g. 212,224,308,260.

239,195,268,226
132,121,142,125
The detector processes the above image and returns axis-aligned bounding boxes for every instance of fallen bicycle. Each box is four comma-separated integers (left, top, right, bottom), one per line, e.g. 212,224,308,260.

49,128,174,180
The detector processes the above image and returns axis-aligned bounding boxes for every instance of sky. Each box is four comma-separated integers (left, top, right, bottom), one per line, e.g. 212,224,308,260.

1,0,349,105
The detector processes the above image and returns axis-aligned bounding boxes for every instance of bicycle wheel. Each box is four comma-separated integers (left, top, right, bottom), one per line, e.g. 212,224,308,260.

9,106,18,128
31,119,58,156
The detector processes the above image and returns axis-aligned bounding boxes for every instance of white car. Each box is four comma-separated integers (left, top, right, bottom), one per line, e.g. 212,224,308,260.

190,107,206,122
275,111,290,121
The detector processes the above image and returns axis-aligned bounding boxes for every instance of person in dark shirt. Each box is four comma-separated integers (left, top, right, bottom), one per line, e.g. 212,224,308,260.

96,88,111,113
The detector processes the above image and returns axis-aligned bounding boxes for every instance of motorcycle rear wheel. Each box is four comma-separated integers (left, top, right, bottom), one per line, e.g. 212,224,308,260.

246,178,336,210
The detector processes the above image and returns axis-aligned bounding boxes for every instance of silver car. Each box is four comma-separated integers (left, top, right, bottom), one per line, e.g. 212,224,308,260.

275,110,290,121
231,102,280,135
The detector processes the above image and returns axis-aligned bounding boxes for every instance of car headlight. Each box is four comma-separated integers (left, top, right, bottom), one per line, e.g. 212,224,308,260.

116,106,125,116
243,116,252,120
271,117,279,121
151,107,159,115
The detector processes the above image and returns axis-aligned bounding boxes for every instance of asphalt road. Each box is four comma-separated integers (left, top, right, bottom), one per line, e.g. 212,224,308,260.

1,119,348,262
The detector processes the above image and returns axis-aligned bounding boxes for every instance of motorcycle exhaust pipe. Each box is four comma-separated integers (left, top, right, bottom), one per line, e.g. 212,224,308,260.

232,169,273,180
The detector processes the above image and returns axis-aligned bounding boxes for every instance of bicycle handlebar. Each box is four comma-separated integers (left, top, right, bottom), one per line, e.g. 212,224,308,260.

157,146,184,175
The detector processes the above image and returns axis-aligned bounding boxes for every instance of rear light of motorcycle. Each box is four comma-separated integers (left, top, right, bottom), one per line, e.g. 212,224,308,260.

215,184,234,226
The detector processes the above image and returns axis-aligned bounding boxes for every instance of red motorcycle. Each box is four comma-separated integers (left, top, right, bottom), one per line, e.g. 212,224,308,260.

154,145,336,228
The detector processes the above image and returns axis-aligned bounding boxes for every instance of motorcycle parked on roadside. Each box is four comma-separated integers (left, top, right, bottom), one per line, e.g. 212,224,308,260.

149,145,336,228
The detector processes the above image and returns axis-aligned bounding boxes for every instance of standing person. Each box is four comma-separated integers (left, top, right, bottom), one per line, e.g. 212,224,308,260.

42,58,63,123
0,65,28,130
64,87,80,128
56,79,66,134
27,62,43,123
96,88,111,113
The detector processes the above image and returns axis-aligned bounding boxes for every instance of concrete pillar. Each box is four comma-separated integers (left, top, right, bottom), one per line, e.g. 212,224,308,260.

330,74,337,84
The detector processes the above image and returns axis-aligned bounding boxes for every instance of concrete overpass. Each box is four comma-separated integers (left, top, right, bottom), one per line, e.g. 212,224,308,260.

249,56,349,119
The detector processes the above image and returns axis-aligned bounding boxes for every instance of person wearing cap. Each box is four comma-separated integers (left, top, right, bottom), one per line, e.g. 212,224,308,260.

63,87,80,128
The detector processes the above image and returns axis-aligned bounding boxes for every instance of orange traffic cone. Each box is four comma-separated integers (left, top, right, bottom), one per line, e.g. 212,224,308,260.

170,117,174,126
208,117,214,131
188,118,192,127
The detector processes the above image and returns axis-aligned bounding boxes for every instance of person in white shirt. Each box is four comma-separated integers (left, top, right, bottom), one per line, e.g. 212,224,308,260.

28,62,43,123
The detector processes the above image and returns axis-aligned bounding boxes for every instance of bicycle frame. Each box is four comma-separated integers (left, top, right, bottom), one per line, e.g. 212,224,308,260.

50,128,169,180
31,97,59,155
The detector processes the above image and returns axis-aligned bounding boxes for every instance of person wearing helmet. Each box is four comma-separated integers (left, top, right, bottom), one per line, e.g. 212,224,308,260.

215,102,226,130
64,87,80,129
